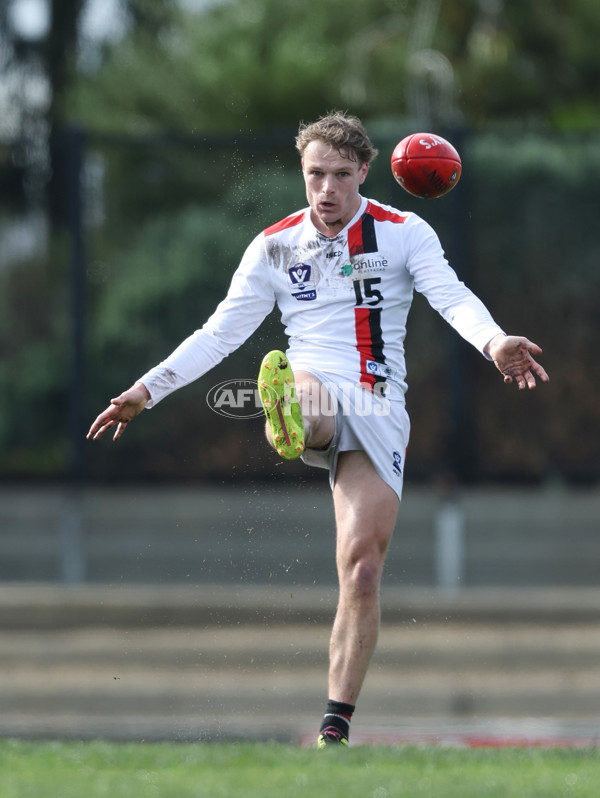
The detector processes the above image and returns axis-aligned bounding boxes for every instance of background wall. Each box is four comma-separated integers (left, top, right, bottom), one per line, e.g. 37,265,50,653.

1,484,598,587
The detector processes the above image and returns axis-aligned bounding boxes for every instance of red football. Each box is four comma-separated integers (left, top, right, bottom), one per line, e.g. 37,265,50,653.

391,133,462,199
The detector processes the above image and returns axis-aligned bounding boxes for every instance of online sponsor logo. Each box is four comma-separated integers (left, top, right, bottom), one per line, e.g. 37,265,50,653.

206,379,277,419
340,257,388,276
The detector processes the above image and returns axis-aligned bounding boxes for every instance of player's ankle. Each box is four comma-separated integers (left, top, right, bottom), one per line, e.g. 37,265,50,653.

319,699,355,742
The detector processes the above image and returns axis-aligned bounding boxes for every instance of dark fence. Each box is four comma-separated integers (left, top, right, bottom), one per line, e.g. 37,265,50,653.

1,124,598,486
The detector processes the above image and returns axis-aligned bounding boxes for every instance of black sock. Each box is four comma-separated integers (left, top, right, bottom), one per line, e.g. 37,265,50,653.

319,699,355,740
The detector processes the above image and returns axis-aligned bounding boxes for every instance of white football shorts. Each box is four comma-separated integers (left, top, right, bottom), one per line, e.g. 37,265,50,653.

296,367,410,501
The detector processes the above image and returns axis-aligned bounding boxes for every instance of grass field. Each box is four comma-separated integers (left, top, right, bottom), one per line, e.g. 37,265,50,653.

0,740,599,798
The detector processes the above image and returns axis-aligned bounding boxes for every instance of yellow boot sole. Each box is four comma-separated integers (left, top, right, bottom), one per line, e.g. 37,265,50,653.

258,350,305,459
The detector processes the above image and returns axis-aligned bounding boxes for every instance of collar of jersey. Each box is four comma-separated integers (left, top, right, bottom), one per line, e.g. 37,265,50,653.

309,195,368,241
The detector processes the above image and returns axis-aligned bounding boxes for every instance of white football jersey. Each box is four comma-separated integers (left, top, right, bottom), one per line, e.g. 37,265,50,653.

140,196,503,405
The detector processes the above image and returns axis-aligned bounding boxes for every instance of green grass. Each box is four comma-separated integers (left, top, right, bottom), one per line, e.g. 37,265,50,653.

0,740,599,798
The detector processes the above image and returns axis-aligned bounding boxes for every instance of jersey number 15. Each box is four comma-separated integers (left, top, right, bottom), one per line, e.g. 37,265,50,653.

353,277,383,306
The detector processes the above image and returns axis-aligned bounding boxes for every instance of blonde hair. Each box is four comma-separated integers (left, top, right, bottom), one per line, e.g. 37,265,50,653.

295,111,378,165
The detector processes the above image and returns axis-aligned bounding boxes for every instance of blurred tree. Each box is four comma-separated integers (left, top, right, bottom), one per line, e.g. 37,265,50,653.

66,0,412,132
62,0,600,133
0,0,180,219
449,0,600,130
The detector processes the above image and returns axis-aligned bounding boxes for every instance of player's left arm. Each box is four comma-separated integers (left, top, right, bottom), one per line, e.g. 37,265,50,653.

484,333,549,390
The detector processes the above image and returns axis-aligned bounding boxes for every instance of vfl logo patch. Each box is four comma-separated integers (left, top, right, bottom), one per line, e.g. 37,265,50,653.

366,360,394,379
392,450,403,477
288,262,317,301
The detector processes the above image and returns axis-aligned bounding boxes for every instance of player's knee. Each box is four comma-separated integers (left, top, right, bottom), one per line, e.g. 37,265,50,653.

305,415,334,449
340,554,381,601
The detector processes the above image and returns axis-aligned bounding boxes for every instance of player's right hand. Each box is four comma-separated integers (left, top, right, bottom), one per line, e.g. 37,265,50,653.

87,383,151,442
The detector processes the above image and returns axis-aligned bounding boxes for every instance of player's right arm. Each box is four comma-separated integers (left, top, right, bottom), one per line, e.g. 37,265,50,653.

139,235,275,408
87,234,276,441
87,382,151,442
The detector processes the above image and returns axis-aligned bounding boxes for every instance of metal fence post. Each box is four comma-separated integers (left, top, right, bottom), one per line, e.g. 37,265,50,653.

434,499,465,595
58,124,87,582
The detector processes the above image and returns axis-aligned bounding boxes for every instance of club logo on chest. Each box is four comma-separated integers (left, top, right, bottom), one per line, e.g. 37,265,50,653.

288,263,317,301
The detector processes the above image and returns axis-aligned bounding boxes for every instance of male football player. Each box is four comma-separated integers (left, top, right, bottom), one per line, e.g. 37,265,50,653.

88,112,548,747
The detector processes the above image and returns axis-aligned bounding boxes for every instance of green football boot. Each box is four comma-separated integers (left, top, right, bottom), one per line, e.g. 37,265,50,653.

258,350,305,459
316,730,349,749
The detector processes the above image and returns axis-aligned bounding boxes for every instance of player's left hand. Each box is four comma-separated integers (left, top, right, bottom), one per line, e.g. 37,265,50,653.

485,334,549,390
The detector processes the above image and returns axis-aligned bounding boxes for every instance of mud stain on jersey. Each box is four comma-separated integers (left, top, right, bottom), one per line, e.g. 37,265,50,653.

266,239,325,283
266,236,363,299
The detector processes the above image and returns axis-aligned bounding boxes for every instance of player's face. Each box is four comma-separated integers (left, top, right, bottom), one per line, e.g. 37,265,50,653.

302,140,369,237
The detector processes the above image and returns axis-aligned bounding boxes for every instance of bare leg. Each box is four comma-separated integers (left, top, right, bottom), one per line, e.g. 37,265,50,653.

261,364,398,706
328,450,399,704
264,370,335,450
